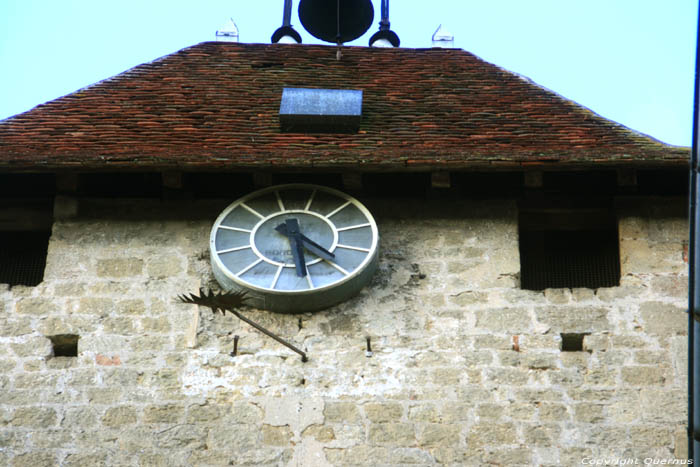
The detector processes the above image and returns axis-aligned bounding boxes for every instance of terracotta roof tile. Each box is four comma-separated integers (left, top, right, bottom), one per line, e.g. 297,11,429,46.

0,42,688,171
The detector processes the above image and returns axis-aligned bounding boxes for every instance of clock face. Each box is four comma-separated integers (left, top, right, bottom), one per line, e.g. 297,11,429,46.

210,184,379,312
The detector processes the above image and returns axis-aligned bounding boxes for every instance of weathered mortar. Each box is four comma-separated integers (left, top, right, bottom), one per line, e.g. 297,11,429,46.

0,197,689,466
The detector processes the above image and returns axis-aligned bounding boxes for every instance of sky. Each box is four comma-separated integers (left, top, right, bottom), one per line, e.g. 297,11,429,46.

0,0,697,147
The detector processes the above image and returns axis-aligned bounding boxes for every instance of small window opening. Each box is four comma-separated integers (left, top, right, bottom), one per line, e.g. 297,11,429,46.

519,206,620,290
49,334,79,357
560,333,588,352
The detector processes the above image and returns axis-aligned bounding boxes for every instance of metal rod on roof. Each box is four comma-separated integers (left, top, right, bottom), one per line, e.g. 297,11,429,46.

380,0,389,29
689,1,700,461
283,0,293,26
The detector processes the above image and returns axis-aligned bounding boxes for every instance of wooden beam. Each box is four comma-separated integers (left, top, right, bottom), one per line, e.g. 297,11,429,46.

342,173,363,191
430,171,451,189
253,172,274,188
162,171,183,189
524,171,543,188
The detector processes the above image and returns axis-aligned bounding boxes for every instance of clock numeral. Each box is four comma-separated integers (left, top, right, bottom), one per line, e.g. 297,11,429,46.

336,244,371,253
326,200,351,218
217,245,252,254
336,223,371,232
240,202,265,219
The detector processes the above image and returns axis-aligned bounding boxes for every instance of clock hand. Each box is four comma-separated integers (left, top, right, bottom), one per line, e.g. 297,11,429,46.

277,218,307,277
275,223,335,262
297,233,335,261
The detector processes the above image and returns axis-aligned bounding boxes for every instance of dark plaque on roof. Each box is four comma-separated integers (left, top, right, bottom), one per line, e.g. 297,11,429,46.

279,87,362,133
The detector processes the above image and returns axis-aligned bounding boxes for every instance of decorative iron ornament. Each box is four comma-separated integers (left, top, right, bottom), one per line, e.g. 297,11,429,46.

177,288,308,362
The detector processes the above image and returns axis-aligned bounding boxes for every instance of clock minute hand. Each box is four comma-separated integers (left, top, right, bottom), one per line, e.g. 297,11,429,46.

275,218,307,277
297,233,335,262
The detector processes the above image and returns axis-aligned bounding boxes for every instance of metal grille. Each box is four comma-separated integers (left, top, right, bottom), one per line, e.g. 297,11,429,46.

0,231,50,286
520,229,620,291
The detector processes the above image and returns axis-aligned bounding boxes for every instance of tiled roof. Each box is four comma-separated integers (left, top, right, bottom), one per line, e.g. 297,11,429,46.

0,42,688,171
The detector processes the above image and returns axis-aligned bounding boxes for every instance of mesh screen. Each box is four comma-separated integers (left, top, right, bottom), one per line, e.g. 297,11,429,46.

0,231,50,286
520,229,620,291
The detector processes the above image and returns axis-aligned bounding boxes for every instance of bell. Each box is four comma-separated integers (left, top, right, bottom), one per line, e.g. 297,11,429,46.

298,0,374,43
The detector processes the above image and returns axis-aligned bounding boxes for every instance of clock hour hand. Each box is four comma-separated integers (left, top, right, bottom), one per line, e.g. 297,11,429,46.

275,218,307,277
274,222,335,262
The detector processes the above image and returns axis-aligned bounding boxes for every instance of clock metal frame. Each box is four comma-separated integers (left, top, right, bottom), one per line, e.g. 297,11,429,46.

210,184,379,313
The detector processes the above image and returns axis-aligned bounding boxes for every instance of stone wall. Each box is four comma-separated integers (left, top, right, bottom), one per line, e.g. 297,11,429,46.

0,196,689,466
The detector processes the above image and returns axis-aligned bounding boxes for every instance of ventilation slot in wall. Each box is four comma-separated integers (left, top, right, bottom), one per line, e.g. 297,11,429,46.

560,333,588,352
48,334,79,357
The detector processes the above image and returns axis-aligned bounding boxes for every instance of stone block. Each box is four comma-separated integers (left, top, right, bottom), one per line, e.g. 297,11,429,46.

61,407,98,428
447,290,488,307
534,307,610,333
144,404,185,424
140,314,170,337
572,288,595,302
407,403,441,423
621,366,668,386
368,423,415,446
478,447,533,465
417,423,461,446
639,302,686,336
538,403,570,422
582,334,609,352
584,367,617,386
596,285,646,301
475,308,532,333
77,298,115,316
147,255,183,278
10,452,57,467
476,404,504,420
363,402,403,422
466,423,517,447
15,298,57,315
62,453,108,467
544,288,571,304
650,275,688,299
484,368,529,385
156,424,207,449
102,317,136,335
11,337,52,358
573,403,605,423
301,424,336,442
231,401,264,424
523,353,558,370
53,282,86,296
96,258,143,278
117,299,147,315
431,367,462,385
10,407,57,428
0,317,33,336
640,389,686,423
102,406,138,427
523,423,561,446
262,424,294,446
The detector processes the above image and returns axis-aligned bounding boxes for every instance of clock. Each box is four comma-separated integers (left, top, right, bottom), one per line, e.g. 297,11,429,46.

210,184,379,313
